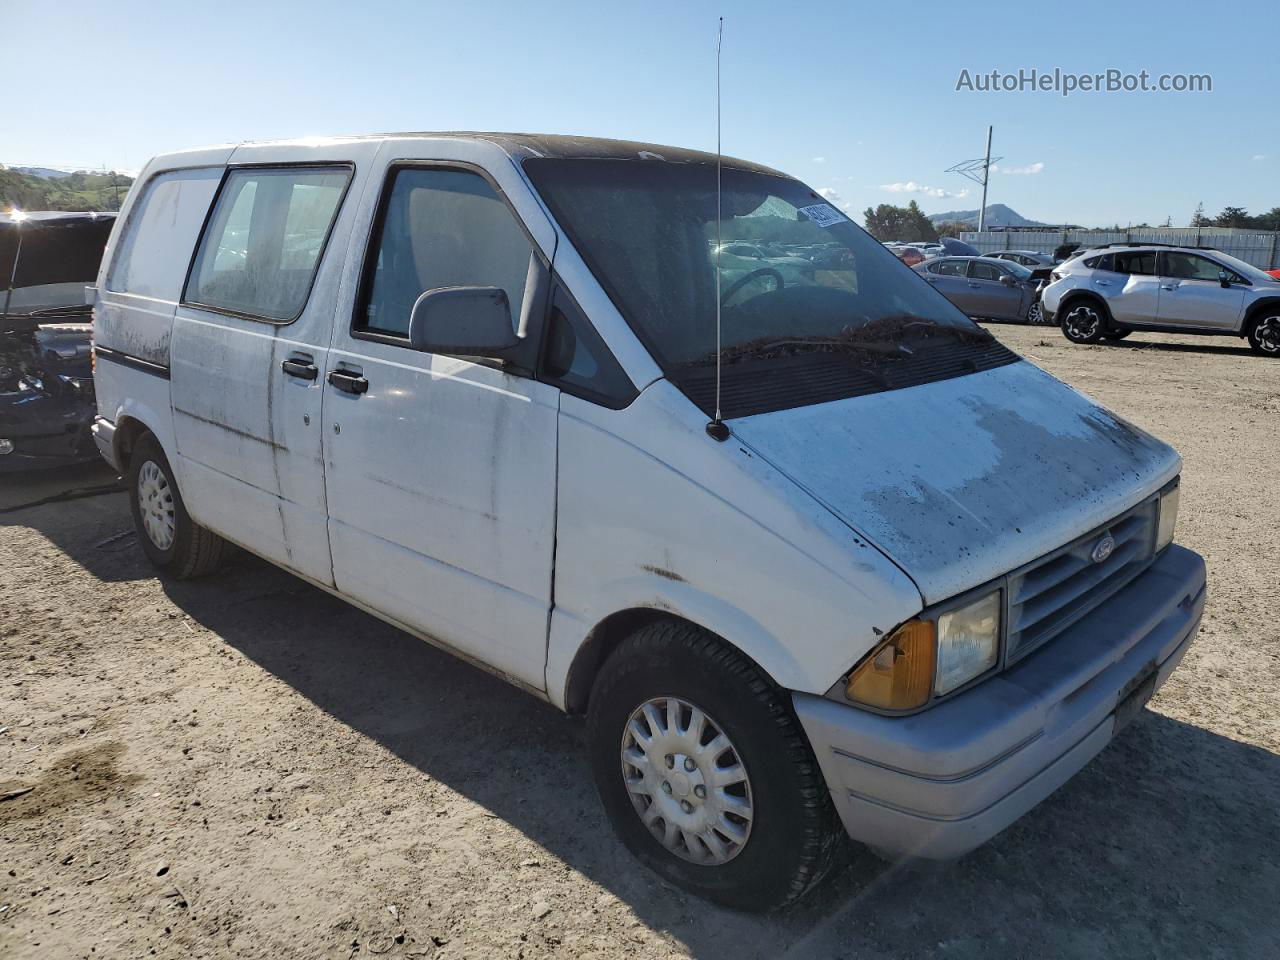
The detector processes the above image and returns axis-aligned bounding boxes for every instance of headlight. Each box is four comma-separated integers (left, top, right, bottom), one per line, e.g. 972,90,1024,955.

1156,479,1180,552
844,588,1001,711
934,590,1001,695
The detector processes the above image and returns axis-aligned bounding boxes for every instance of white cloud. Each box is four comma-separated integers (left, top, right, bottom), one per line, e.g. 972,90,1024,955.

991,161,1045,175
817,187,851,211
879,181,969,199
1253,154,1267,161
812,156,826,163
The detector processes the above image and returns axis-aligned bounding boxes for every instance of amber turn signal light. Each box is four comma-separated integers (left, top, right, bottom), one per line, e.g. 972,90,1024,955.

845,620,936,711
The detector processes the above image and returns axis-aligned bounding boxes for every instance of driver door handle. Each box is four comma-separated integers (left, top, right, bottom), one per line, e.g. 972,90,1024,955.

1161,283,1179,291
327,368,369,395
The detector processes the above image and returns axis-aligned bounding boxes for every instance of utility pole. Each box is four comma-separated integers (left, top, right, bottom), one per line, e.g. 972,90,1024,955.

946,126,1001,235
978,125,992,233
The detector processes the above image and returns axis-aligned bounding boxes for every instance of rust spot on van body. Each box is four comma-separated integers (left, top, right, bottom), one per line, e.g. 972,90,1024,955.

641,564,686,583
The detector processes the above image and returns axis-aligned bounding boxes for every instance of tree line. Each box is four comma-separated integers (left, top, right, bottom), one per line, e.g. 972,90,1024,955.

0,168,134,213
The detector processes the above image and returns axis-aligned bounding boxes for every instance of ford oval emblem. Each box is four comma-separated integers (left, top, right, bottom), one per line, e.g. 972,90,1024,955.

1091,533,1117,564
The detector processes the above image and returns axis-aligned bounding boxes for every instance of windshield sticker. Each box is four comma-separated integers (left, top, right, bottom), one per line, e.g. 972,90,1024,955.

798,203,847,228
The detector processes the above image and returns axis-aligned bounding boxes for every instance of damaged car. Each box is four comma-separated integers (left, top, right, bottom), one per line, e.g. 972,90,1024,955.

1,211,113,470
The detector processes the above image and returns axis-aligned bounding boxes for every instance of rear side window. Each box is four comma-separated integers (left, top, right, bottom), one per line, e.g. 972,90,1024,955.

185,166,350,322
358,167,534,337
968,261,1003,281
1112,251,1157,276
933,259,966,276
106,168,223,299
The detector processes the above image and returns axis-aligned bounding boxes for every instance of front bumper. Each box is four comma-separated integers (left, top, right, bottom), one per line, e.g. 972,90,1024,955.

0,398,98,472
793,543,1205,860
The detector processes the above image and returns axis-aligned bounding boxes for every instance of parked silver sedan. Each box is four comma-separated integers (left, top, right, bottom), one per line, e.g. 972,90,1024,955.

914,256,1046,324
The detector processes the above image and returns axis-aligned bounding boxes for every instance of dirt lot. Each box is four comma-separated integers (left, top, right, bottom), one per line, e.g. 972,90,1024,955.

2,325,1278,960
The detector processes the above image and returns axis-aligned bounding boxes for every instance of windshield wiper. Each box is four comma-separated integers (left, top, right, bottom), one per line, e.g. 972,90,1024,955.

689,332,910,366
688,315,993,366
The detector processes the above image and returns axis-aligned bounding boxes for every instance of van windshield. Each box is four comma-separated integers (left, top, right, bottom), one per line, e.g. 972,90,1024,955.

524,159,992,390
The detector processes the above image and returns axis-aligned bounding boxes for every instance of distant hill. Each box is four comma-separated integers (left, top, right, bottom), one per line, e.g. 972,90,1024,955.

13,166,74,180
928,203,1046,228
0,167,133,212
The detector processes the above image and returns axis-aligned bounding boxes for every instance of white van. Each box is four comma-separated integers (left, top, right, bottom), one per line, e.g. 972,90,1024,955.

92,134,1205,911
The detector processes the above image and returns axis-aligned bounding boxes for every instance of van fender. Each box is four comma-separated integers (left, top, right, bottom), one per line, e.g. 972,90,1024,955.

546,572,811,714
104,393,176,473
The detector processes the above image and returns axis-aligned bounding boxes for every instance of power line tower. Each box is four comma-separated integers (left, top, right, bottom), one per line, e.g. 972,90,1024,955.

945,125,1000,232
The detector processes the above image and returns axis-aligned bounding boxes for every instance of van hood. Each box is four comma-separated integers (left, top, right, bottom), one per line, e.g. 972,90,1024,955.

731,360,1180,605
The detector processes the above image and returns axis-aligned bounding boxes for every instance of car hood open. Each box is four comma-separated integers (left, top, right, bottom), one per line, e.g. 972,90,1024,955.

731,359,1180,604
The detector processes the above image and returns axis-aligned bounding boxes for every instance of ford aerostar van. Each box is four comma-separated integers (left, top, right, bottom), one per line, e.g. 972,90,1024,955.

91,134,1205,911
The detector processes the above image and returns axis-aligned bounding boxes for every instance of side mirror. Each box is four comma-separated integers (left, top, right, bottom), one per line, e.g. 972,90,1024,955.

408,286,519,358
1000,274,1016,287
1219,270,1232,288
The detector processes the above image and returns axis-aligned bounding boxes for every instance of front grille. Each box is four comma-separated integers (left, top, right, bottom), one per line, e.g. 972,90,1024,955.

1006,498,1158,661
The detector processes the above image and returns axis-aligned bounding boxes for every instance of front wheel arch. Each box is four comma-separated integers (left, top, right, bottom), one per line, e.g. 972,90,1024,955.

564,608,782,716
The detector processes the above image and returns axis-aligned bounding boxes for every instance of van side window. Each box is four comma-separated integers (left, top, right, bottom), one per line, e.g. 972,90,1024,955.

106,168,224,299
539,285,636,408
358,168,534,337
184,166,350,322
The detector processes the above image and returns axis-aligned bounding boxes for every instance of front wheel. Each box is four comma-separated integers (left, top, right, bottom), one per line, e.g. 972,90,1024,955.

128,432,229,578
1248,313,1280,356
1061,301,1106,344
1025,300,1044,325
587,621,842,911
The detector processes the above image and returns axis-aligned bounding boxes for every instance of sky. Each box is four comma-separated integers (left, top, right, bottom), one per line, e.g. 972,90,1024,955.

8,0,1277,228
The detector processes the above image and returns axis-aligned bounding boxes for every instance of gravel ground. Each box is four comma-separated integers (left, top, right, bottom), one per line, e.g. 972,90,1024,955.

2,325,1278,959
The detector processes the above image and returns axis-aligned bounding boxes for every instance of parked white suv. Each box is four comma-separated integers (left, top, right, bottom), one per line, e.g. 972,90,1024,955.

1042,243,1280,355
92,134,1205,910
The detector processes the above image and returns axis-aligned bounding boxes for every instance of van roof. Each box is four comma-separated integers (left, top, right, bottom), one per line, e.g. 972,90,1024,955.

157,132,786,177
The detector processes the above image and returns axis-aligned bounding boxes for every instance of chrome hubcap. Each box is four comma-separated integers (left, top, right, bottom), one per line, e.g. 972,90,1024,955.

137,460,175,550
621,697,754,865
1256,316,1280,354
1065,305,1100,340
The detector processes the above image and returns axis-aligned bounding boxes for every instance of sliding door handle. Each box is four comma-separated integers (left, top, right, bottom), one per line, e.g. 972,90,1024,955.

280,358,318,380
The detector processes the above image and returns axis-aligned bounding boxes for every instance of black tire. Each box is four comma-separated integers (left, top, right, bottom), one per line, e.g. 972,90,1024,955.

1060,299,1107,344
586,620,843,912
1025,300,1045,325
127,432,228,578
1247,312,1280,357
1102,329,1132,341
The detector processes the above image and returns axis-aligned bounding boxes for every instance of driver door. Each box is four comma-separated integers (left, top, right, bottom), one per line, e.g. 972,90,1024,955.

321,145,559,691
1156,251,1246,330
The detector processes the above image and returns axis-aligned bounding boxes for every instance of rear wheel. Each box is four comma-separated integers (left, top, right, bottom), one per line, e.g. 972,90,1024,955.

1061,300,1106,344
128,433,228,578
1247,313,1280,356
586,620,843,911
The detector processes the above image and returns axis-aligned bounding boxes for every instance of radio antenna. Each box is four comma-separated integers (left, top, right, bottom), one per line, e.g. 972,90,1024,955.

706,17,730,442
